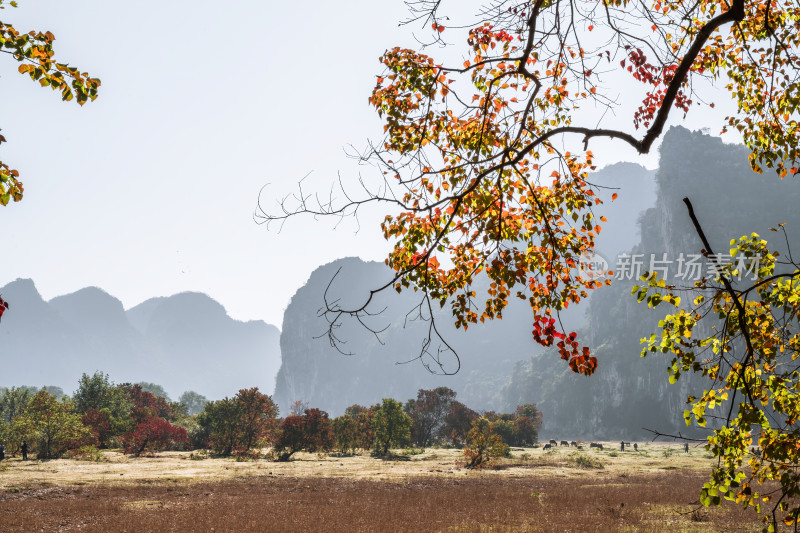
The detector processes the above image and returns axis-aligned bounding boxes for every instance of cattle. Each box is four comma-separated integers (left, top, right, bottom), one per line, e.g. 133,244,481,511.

543,443,552,450
549,439,558,446
560,440,569,447
577,446,584,450
633,443,638,451
589,442,604,450
570,441,578,447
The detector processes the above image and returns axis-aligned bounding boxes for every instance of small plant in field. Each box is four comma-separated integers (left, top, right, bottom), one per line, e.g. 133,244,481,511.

662,448,674,458
189,449,209,460
608,451,618,457
463,417,509,469
66,445,104,462
236,448,261,462
519,453,531,461
402,447,425,456
545,447,559,455
569,452,604,469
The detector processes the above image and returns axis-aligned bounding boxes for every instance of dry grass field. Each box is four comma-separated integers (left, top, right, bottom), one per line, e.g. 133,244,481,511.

0,442,761,532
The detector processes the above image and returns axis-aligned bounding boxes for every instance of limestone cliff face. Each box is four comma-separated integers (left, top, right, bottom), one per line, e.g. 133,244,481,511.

502,127,800,440
273,257,535,416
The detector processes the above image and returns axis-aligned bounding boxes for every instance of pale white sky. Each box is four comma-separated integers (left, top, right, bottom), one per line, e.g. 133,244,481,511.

0,1,736,326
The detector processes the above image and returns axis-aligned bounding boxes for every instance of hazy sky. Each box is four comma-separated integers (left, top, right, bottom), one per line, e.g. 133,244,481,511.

0,1,737,326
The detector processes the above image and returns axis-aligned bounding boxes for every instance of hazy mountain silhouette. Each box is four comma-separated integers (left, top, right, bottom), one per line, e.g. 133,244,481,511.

128,292,281,401
0,282,280,400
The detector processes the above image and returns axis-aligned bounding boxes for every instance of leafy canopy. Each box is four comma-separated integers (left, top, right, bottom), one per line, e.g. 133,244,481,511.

260,0,799,376
638,202,800,531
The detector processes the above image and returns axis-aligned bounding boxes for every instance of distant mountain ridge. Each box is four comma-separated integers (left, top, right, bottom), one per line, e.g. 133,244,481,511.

0,280,281,400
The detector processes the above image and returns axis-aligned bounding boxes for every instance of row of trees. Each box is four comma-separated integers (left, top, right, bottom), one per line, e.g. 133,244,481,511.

0,375,192,458
0,376,540,462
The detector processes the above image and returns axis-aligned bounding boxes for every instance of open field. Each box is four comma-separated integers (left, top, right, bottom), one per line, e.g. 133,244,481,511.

0,442,762,532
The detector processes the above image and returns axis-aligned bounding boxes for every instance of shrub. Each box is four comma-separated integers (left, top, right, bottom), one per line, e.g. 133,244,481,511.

122,417,188,457
65,445,104,462
569,452,604,469
189,449,209,460
463,418,509,469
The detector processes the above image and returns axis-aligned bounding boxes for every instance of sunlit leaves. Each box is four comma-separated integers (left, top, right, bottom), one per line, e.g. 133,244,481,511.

0,8,100,206
638,235,800,529
364,0,800,380
367,20,609,373
0,21,100,104
0,161,22,206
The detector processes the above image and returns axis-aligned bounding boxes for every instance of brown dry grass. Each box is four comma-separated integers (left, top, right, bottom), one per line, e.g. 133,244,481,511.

0,442,761,532
0,442,714,487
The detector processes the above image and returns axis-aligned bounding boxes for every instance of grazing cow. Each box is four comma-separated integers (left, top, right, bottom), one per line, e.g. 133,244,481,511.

590,442,604,450
570,441,577,447
577,446,584,450
560,440,569,447
633,443,638,451
543,443,552,450
549,439,558,446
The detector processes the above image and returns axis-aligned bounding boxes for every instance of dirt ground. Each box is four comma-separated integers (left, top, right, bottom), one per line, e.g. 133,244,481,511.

0,442,762,532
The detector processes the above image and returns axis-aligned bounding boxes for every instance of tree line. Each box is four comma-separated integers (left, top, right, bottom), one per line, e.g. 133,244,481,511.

0,374,541,466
